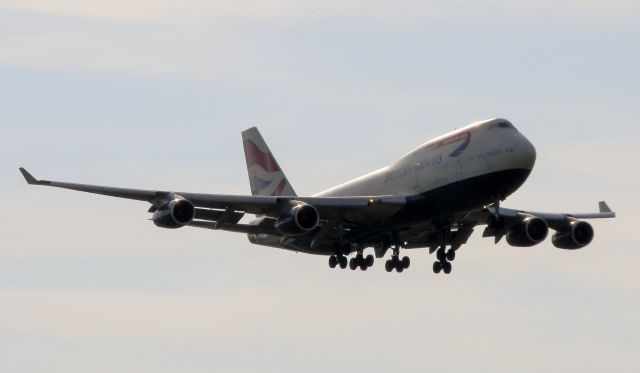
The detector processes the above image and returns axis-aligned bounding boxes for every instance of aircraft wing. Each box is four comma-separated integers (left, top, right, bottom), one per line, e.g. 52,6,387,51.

18,168,405,221
464,202,616,227
459,200,615,245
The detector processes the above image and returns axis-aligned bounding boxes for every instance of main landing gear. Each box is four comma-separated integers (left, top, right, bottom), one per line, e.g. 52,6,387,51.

385,246,410,273
329,252,374,271
432,246,455,274
328,254,348,269
328,250,375,271
329,243,410,273
349,251,374,271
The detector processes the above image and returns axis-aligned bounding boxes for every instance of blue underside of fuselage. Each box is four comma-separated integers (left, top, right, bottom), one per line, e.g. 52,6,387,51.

401,168,532,220
266,168,532,255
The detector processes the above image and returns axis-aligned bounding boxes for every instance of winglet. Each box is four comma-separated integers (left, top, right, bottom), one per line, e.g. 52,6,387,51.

19,167,38,184
598,201,613,214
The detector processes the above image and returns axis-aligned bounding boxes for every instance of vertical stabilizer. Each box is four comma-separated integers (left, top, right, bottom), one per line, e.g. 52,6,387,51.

242,127,297,196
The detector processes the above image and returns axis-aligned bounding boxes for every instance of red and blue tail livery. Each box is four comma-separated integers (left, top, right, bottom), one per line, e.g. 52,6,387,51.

242,127,296,197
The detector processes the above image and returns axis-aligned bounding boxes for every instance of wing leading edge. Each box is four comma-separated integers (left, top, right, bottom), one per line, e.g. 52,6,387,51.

18,167,406,220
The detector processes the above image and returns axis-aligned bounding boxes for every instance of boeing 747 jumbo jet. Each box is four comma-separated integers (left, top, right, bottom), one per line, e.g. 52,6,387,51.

20,119,615,274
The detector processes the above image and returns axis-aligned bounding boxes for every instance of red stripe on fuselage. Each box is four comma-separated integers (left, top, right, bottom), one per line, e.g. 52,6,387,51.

425,131,470,151
243,139,281,172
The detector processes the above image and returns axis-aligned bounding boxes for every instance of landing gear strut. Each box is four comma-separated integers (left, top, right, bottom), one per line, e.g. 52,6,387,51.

433,246,455,274
385,246,410,273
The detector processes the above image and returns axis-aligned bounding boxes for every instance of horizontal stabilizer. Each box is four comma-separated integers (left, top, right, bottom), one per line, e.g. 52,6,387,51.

599,201,612,213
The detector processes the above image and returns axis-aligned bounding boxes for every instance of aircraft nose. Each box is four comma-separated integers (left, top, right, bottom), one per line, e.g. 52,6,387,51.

517,135,537,170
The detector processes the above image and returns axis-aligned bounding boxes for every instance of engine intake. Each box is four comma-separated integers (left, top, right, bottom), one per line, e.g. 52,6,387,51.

552,220,594,250
274,201,319,236
506,216,549,247
152,198,195,229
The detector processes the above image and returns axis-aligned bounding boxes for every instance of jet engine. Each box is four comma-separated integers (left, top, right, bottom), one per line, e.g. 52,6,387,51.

152,198,195,229
274,201,319,236
552,220,594,250
506,216,549,247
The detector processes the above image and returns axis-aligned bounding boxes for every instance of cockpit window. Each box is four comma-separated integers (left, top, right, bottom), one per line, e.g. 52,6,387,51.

489,122,515,129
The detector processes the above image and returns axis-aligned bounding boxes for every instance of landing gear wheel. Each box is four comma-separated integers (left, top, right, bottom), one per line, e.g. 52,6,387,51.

366,254,374,268
433,261,443,274
338,256,347,269
385,260,393,272
349,258,358,270
360,262,368,271
401,256,410,269
442,260,452,274
385,245,408,273
446,249,456,261
329,255,337,268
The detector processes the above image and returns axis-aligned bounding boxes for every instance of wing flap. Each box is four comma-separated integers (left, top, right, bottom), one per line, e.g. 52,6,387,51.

188,220,276,234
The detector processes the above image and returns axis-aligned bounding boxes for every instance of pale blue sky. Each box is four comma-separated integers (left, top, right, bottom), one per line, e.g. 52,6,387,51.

1,1,639,372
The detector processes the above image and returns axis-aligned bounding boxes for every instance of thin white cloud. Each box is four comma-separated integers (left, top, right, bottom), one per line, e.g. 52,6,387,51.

0,29,239,80
1,0,638,24
0,0,637,80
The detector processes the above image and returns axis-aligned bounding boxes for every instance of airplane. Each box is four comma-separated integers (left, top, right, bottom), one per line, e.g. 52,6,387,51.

19,118,615,274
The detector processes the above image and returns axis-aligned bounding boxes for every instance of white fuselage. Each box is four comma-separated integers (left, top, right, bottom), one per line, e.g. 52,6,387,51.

314,118,536,198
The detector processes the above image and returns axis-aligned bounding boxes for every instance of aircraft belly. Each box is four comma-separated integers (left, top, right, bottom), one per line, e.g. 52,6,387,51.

402,168,532,220
249,168,531,255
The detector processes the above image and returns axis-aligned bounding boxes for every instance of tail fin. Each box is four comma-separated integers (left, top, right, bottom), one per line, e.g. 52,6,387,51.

242,127,297,196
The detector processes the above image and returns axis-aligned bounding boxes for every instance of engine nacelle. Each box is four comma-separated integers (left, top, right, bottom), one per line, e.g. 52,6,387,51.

152,198,195,229
506,216,549,247
552,220,594,250
274,201,319,236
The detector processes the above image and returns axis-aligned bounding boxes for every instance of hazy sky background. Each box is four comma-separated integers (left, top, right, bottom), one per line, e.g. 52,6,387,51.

1,1,639,372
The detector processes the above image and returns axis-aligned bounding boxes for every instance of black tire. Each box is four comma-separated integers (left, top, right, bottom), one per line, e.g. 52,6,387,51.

443,261,452,274
360,263,368,271
329,255,337,268
385,260,393,272
339,256,348,269
349,258,358,270
433,261,442,274
436,248,446,261
366,254,374,267
446,249,456,261
396,266,404,273
401,256,410,269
